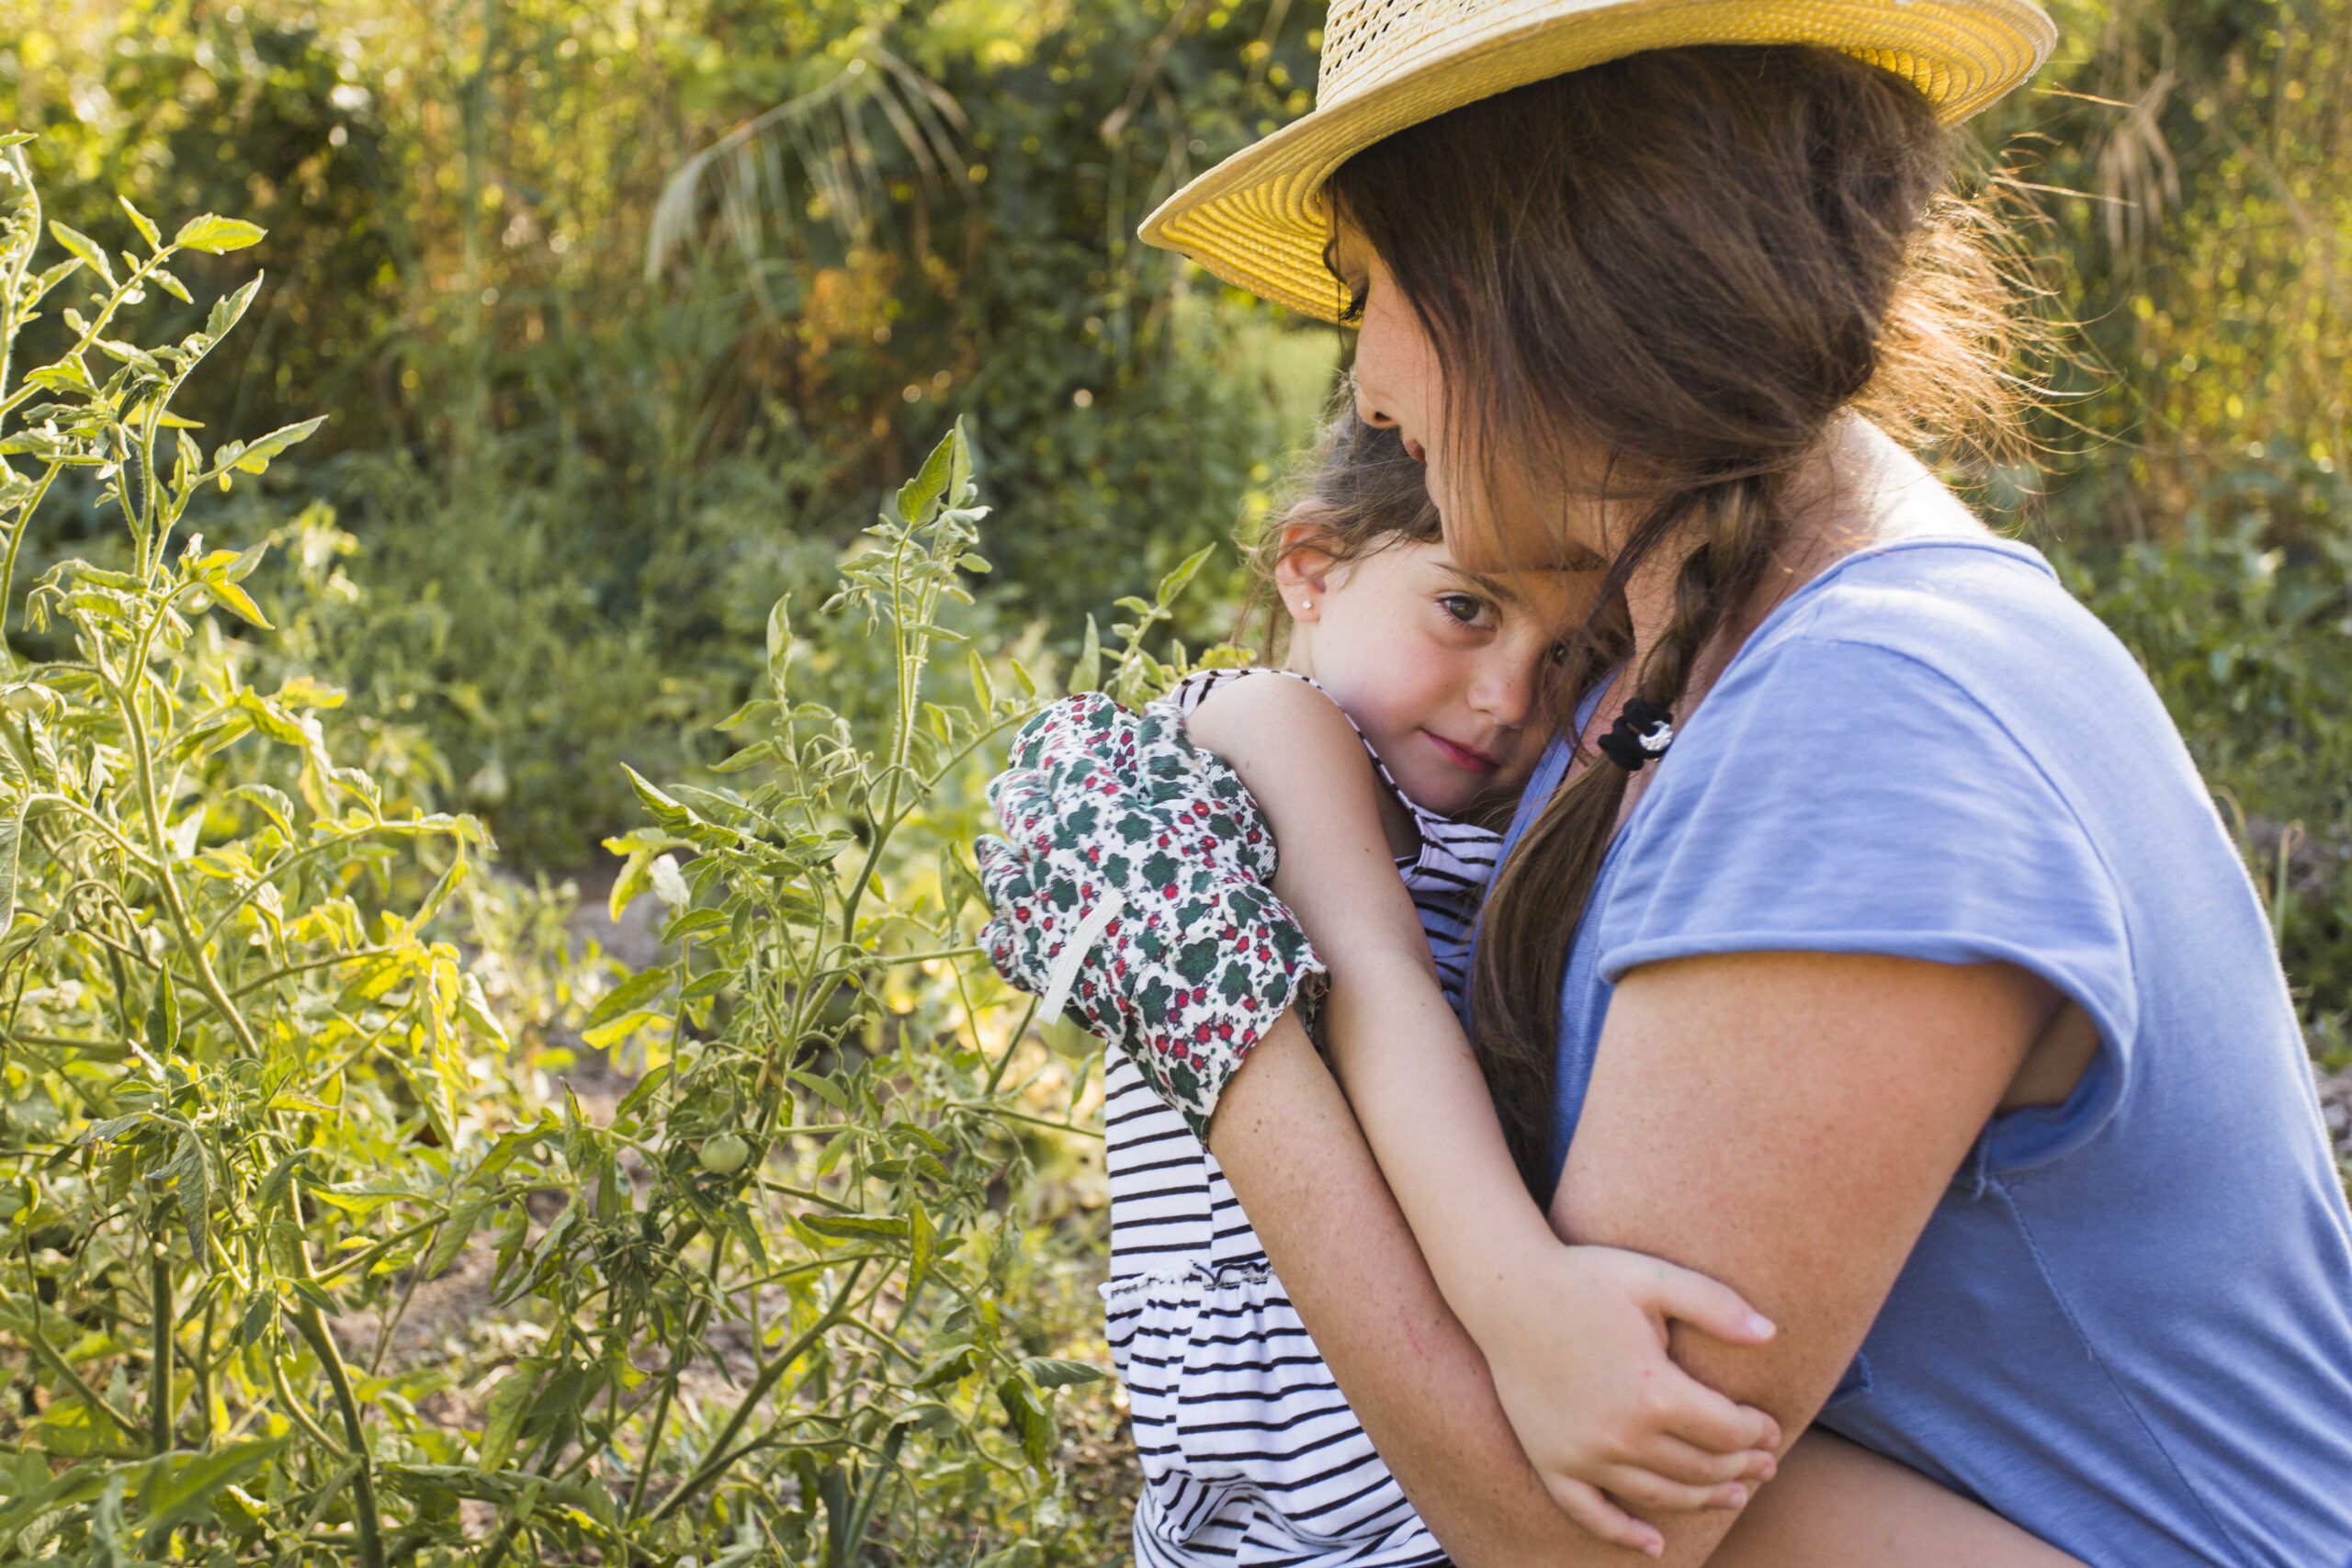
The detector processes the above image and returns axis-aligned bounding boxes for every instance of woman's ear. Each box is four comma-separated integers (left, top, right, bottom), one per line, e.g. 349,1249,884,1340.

1274,518,1340,623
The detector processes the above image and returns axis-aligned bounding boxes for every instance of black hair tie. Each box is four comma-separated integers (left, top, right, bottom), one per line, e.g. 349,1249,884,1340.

1597,697,1676,773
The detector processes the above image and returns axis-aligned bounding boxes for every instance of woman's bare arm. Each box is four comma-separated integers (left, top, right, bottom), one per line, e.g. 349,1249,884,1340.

1714,1431,2085,1568
1550,949,2064,1566
1213,1016,2085,1568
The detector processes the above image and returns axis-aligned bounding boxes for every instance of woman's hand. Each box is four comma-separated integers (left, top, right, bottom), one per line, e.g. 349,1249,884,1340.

1464,1243,1781,1557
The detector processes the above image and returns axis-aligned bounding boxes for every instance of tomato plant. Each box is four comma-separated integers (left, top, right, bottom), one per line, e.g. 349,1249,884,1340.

0,139,1121,1565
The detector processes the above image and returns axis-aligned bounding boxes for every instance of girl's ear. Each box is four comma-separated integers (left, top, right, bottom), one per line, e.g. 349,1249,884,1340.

1274,517,1340,623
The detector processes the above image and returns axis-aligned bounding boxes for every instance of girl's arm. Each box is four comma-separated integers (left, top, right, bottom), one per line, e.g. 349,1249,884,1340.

1187,672,1778,1550
1205,1012,1604,1562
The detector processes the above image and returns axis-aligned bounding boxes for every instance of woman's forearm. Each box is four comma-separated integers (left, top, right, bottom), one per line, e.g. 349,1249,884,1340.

1205,1013,1600,1566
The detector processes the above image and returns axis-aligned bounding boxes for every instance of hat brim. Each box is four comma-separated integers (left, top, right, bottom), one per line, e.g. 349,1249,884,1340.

1140,0,2056,321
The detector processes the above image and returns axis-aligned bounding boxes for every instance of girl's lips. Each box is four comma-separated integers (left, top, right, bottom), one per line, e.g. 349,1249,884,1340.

1426,731,1499,774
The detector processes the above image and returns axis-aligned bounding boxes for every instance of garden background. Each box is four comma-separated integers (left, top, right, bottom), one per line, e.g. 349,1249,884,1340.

0,0,2346,1562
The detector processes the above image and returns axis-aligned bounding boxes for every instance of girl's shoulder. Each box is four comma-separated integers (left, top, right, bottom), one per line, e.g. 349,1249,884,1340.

1162,664,1333,720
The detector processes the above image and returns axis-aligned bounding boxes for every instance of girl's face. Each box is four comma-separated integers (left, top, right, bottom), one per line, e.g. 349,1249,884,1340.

1331,224,1600,575
1276,528,1581,817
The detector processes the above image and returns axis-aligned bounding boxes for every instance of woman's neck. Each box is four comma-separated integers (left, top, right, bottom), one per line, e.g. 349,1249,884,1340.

1618,416,1984,714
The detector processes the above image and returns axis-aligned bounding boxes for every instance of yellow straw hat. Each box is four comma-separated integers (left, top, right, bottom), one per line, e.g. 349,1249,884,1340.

1139,0,2055,321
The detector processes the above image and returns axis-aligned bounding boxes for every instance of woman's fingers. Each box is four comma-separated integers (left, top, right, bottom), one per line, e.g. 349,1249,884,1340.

1545,1475,1665,1560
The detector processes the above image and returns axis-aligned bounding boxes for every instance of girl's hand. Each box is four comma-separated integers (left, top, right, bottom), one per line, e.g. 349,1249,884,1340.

1469,1242,1783,1558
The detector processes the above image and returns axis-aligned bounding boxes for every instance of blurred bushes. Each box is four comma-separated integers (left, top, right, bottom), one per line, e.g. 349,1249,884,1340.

6,0,1338,863
1991,0,2349,538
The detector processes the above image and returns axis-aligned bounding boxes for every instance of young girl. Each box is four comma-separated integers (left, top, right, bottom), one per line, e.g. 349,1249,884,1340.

982,412,1787,1564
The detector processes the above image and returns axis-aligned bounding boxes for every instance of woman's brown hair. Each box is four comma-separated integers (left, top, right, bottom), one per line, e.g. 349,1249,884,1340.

1328,44,2024,1196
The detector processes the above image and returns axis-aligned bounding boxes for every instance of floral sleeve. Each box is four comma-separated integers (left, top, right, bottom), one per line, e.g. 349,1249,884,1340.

976,693,1326,1136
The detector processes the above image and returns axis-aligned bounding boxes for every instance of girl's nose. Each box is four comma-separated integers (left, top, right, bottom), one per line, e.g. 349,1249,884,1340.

1470,656,1537,728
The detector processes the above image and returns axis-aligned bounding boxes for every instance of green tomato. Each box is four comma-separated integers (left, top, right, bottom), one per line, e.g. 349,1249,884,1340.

698,1133,750,1175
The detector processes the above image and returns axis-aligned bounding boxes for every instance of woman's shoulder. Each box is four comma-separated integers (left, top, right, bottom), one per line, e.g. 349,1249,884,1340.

1741,535,2153,739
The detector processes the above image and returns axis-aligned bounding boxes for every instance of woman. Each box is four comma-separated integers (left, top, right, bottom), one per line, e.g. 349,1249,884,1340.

993,3,2352,1562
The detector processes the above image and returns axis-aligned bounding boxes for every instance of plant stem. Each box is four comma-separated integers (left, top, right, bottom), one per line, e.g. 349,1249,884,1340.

984,993,1042,1096
264,1342,350,1458
368,1227,433,1375
195,1289,216,1447
0,459,61,644
0,147,36,408
622,1375,676,1522
288,1303,387,1568
646,1259,869,1524
104,660,260,1057
13,1287,146,1440
281,1186,387,1568
149,1238,174,1455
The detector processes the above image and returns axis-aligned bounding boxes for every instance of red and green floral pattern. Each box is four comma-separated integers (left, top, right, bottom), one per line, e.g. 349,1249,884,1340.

978,693,1325,1136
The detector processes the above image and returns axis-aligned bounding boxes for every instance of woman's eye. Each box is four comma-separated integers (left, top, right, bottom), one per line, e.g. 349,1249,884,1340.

1338,283,1369,324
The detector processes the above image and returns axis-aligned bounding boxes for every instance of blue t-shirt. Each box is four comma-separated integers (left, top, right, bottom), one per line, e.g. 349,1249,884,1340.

1488,536,2352,1567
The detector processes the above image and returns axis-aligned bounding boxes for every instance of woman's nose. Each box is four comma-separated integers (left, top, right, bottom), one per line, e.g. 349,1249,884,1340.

1353,384,1396,430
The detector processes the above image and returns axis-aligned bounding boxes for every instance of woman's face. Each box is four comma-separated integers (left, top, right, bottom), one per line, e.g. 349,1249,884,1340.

1331,222,1606,575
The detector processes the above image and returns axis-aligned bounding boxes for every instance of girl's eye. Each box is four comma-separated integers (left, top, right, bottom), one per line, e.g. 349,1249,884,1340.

1547,640,1569,666
1439,594,1488,626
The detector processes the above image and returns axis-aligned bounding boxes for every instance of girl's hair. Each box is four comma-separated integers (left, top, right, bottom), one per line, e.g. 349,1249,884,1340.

1327,44,2026,1195
1239,409,1442,659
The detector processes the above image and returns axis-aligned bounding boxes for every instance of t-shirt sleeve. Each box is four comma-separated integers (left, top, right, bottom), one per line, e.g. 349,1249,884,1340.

1598,636,2140,1168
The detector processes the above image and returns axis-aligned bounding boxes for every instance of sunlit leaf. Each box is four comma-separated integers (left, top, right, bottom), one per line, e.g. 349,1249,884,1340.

116,196,162,250
172,213,267,254
47,222,116,289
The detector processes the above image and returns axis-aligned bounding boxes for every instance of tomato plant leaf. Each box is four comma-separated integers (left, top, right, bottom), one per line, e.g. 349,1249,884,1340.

172,213,267,254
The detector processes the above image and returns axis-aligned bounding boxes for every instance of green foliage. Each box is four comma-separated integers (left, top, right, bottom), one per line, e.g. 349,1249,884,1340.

1988,0,2351,535
5,0,1339,866
5,5,2347,1549
0,151,1114,1563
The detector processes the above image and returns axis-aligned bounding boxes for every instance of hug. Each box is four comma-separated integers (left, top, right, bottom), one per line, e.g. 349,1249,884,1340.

977,0,2352,1562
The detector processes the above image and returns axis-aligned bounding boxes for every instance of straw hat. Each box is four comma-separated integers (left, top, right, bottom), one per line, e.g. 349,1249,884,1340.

1139,0,2056,321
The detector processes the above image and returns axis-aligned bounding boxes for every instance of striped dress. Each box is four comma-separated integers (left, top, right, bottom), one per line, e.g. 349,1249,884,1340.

1103,669,1501,1566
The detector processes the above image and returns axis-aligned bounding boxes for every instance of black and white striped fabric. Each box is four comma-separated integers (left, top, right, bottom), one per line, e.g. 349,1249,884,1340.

1099,669,1500,1566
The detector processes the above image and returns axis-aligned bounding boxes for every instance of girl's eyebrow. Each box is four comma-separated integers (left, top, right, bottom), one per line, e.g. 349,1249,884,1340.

1436,563,1524,608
